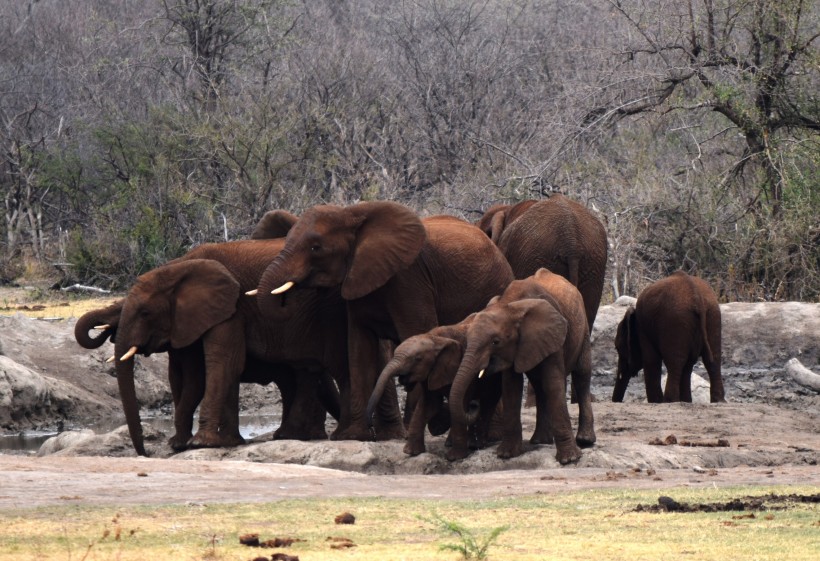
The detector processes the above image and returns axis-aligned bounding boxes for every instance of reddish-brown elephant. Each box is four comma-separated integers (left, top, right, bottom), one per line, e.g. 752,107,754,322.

477,194,608,332
612,271,725,403
365,315,503,457
449,268,596,464
256,202,514,442
75,238,348,456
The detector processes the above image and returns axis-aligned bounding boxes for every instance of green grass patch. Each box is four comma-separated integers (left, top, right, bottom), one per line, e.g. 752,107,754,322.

0,485,817,560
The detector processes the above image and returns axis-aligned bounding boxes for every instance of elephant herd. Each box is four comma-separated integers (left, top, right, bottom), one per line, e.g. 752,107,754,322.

74,194,725,464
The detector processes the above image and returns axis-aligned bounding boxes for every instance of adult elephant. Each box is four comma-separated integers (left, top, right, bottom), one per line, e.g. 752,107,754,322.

366,315,503,457
612,271,725,403
75,238,349,456
449,268,596,464
477,194,608,331
256,202,514,441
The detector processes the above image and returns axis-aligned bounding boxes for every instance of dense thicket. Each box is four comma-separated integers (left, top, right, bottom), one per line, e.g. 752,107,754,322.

1,0,817,300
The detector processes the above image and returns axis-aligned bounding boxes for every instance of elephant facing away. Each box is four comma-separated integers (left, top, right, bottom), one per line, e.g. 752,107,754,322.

612,270,725,403
75,237,349,456
256,202,514,442
477,194,608,332
449,268,596,464
365,316,503,458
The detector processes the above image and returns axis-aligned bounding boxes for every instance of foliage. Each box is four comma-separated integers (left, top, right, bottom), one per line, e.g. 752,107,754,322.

423,512,509,560
0,0,817,298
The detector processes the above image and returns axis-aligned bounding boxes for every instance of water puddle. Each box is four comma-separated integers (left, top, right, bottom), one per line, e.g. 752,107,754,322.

0,413,282,453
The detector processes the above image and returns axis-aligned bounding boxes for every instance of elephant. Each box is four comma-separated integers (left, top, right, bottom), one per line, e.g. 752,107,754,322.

476,194,608,332
75,302,339,452
75,237,349,456
449,268,596,464
256,202,515,442
365,315,503,457
612,270,725,403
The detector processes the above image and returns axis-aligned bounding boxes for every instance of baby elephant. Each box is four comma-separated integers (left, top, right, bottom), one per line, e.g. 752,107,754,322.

366,317,502,458
613,271,725,403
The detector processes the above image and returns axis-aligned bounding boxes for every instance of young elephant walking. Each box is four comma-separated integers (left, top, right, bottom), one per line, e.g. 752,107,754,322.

612,271,725,403
448,268,596,464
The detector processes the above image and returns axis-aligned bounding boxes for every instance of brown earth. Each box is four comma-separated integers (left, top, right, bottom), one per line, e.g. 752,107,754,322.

0,286,818,509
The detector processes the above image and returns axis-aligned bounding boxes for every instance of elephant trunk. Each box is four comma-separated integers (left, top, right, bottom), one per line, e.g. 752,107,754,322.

256,249,304,319
449,342,489,429
612,368,631,402
74,306,119,349
114,339,146,456
366,352,407,427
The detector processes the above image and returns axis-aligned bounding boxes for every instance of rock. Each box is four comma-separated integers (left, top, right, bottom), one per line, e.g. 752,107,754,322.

785,358,820,392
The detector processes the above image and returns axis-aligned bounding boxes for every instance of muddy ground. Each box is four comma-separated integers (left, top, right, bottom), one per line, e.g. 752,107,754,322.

0,292,818,508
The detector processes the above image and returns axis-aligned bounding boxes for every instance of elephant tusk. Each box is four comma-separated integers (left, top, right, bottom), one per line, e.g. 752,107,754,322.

119,346,139,362
271,281,295,295
106,355,116,363
478,368,485,379
94,324,111,330
244,289,258,296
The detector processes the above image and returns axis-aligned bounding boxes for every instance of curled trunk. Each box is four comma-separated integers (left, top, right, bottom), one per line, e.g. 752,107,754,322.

366,353,406,426
74,302,122,349
115,340,146,456
449,345,488,429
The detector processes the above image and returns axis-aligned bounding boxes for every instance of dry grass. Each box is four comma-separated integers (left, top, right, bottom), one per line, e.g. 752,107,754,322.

0,486,817,561
0,285,119,320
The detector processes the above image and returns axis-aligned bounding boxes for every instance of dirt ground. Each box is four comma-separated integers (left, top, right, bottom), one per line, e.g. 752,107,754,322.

0,286,818,509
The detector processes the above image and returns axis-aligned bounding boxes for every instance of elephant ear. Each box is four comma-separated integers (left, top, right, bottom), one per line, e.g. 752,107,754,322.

427,336,463,391
170,259,241,348
622,305,641,367
251,210,298,239
342,201,426,300
488,209,508,244
508,298,568,373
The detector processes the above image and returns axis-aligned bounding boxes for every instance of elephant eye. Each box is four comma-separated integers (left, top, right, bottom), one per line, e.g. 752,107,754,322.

310,244,321,252
492,337,501,346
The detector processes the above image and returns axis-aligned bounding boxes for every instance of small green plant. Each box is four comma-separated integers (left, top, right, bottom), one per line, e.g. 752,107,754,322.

423,513,509,560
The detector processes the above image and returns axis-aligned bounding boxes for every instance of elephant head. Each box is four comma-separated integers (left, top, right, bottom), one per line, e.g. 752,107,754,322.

74,300,124,349
250,209,298,239
366,333,462,427
449,299,568,429
612,305,642,402
114,258,241,455
256,201,426,303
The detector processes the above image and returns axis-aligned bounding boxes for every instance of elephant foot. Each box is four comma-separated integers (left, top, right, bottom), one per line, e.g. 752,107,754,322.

374,421,406,441
556,444,582,465
188,430,245,449
445,446,470,462
496,439,524,459
575,429,596,448
530,430,554,445
403,440,426,456
168,433,192,451
331,424,376,441
273,425,328,441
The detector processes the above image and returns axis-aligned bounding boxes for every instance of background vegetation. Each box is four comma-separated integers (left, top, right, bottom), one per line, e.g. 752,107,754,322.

1,0,818,300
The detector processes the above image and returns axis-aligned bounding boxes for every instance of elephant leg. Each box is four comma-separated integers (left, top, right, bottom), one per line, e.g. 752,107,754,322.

496,371,525,459
703,345,725,403
662,356,690,402
403,386,429,456
189,321,246,449
474,375,503,448
642,347,664,403
541,360,582,465
527,373,554,445
274,372,329,441
571,342,596,448
333,326,404,441
168,346,205,451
